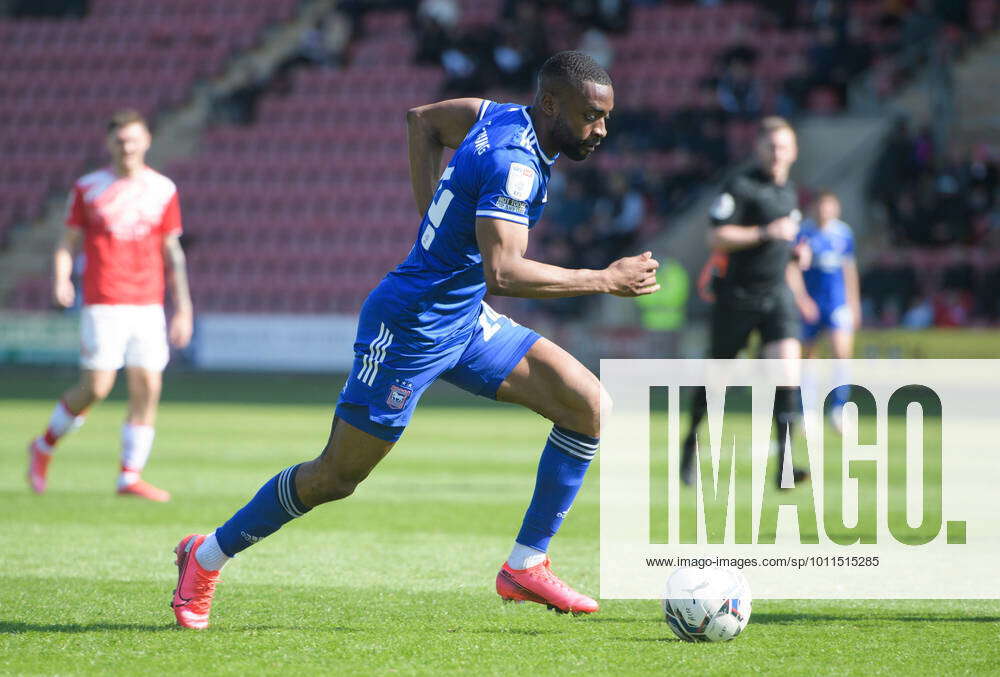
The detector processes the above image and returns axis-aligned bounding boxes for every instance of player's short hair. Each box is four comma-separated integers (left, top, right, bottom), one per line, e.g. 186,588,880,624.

106,109,148,134
537,50,612,95
758,116,795,139
815,189,839,202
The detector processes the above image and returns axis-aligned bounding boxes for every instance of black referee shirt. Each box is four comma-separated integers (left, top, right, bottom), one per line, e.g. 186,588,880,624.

709,166,800,294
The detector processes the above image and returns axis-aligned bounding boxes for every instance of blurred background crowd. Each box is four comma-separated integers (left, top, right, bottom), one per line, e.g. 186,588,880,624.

0,0,997,343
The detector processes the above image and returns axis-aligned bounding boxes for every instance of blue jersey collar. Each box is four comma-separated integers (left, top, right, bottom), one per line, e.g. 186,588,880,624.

521,107,557,166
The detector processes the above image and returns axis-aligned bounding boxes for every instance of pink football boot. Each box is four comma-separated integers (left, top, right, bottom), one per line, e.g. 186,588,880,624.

118,478,171,502
27,440,52,494
496,558,599,614
171,534,221,629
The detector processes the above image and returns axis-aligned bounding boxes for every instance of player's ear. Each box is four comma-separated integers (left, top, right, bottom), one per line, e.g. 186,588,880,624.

539,90,558,118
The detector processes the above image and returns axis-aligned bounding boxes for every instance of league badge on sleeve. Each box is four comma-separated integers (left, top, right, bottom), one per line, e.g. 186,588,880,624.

506,162,536,201
710,193,735,220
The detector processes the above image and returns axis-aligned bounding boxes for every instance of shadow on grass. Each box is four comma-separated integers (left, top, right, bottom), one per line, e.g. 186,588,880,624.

463,627,555,636
583,616,663,624
1,621,175,634
752,612,1000,625
0,621,331,634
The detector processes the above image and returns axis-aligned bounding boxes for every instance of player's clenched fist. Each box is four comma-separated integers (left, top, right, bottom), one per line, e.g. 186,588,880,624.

764,215,799,241
605,251,660,297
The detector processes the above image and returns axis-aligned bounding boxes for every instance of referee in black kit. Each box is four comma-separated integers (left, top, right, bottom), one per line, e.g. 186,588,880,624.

681,116,811,489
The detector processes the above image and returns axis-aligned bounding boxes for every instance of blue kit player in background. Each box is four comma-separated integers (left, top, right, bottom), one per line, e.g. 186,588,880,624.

794,191,860,429
170,51,661,628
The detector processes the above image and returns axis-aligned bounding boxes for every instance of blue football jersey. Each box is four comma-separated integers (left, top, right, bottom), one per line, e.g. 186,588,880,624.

372,100,556,345
799,218,854,308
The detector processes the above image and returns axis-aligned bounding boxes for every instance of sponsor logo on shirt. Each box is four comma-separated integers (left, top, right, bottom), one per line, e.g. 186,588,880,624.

495,196,528,215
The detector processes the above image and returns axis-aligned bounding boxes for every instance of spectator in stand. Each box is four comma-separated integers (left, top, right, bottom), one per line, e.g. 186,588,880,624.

900,294,934,328
567,0,631,33
872,119,999,251
715,48,762,120
861,250,918,325
287,12,352,70
933,289,973,326
758,0,799,29
777,52,814,117
593,172,646,262
486,2,549,91
440,34,486,96
578,27,614,72
671,83,728,161
546,175,592,247
415,0,460,66
805,23,851,106
977,250,1000,323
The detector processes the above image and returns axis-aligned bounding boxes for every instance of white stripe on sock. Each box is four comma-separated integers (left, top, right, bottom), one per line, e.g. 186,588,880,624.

277,467,303,517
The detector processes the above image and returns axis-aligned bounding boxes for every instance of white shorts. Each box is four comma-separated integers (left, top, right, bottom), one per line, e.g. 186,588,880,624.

80,304,170,372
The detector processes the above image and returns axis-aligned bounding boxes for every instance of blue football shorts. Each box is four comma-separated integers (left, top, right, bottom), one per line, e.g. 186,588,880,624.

802,303,854,342
336,300,540,442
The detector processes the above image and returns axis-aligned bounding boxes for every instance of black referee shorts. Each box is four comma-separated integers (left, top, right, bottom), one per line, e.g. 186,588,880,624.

709,284,800,359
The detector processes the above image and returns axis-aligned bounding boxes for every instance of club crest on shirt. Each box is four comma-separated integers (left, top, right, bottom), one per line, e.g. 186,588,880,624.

386,384,413,410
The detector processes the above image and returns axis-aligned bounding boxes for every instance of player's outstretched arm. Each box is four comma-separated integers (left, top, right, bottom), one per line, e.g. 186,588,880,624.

53,226,81,308
476,217,660,298
406,98,484,215
164,234,193,348
710,216,798,252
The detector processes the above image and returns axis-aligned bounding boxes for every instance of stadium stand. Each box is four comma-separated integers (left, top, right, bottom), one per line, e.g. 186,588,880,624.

161,1,842,315
1,0,299,306
2,0,998,329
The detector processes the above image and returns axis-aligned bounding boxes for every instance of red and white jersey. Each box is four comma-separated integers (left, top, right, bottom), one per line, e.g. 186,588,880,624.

66,166,182,306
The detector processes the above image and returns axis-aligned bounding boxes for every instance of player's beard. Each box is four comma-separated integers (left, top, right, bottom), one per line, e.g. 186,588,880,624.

552,114,593,162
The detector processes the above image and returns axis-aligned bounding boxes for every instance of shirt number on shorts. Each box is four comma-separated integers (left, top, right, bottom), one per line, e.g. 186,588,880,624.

421,167,454,250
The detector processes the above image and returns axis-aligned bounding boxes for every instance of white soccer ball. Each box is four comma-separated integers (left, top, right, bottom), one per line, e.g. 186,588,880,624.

661,566,752,642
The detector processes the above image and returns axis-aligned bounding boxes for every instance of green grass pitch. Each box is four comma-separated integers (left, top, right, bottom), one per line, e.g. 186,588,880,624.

1,368,998,675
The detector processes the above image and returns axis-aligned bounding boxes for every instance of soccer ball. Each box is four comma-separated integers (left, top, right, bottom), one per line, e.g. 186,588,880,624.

661,566,751,642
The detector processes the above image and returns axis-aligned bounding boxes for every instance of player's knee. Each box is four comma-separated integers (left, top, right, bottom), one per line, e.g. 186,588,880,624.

562,380,603,439
85,381,113,402
599,384,613,431
145,380,162,397
317,479,357,502
315,465,370,503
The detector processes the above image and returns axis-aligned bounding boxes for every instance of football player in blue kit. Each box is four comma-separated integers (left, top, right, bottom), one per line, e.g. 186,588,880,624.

795,191,860,427
170,51,661,628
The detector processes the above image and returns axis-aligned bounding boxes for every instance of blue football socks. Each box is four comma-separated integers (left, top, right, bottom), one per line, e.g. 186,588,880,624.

214,464,311,557
515,425,599,553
